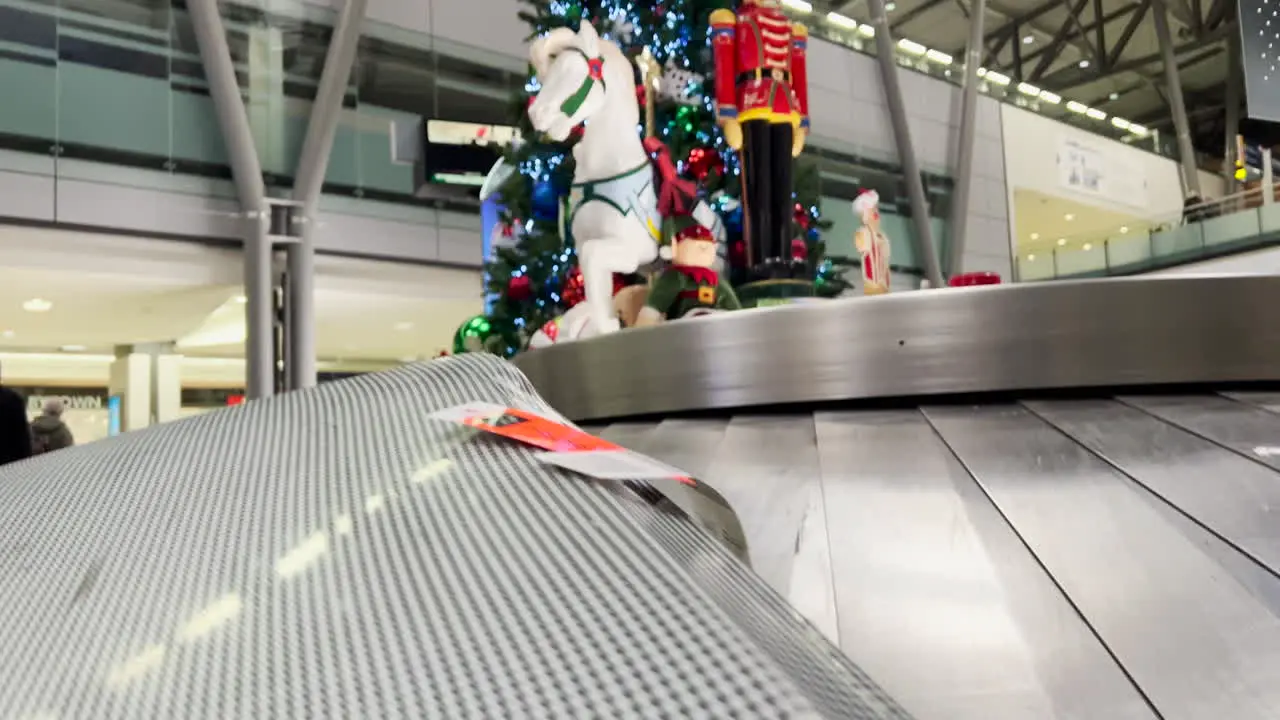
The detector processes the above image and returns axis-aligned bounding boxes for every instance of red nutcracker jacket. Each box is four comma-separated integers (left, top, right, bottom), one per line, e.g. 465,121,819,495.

709,2,810,130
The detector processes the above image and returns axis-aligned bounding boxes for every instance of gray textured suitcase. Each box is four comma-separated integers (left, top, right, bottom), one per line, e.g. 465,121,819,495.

0,354,909,719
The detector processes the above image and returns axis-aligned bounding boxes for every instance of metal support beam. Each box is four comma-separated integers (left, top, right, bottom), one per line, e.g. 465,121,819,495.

1107,0,1152,67
1092,0,1106,67
866,0,944,288
186,0,274,400
1039,22,1233,90
1153,0,1202,197
947,0,987,278
287,0,368,392
1029,0,1090,81
1009,23,1023,80
1223,27,1241,189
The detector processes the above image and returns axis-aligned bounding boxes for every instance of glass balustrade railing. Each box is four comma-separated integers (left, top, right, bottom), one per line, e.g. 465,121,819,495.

1015,188,1280,280
781,4,1190,164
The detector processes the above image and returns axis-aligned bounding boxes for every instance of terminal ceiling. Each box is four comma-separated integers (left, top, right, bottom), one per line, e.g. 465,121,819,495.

812,0,1237,154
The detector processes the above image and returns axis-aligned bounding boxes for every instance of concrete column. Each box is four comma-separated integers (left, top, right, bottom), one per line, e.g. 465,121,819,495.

946,0,987,278
1153,0,1202,198
866,0,945,288
187,0,275,400
287,0,368,392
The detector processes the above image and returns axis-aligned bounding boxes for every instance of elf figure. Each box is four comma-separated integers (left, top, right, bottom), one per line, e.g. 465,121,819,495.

853,190,891,295
636,217,742,326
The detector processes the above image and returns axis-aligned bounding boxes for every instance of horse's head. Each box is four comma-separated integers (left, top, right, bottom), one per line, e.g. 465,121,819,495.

528,22,610,142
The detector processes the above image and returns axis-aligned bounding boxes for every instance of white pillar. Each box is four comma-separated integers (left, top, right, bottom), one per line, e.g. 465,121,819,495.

153,354,184,423
109,350,152,432
1264,148,1274,206
246,25,287,174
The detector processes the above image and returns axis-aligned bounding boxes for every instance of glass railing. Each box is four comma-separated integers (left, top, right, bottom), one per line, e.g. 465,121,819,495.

784,6,1189,164
1015,188,1280,280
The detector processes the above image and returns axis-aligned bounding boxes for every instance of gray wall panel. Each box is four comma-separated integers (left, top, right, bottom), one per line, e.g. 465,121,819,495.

313,210,439,262
0,172,55,222
55,179,243,240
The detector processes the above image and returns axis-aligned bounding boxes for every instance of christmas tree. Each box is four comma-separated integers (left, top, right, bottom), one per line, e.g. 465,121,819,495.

477,0,853,357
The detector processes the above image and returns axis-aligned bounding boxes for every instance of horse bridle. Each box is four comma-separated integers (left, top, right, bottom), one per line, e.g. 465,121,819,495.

558,47,606,117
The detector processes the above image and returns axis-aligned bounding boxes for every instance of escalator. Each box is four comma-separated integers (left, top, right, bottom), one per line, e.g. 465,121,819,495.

515,275,1280,719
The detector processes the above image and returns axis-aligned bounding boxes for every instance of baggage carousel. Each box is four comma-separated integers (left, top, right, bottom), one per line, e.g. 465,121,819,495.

514,275,1280,720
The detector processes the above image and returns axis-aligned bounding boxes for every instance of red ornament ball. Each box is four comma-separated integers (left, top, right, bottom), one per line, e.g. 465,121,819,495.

791,238,809,261
686,146,724,182
539,319,560,343
507,274,533,301
793,202,811,230
562,267,586,308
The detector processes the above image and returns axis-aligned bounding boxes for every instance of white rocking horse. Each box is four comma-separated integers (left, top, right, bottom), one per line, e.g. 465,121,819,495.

528,22,722,336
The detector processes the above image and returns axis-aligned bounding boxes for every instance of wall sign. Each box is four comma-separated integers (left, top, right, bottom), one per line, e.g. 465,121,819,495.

1056,136,1149,209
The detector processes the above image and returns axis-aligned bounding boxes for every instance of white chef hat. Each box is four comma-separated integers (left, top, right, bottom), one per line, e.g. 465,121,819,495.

852,190,880,216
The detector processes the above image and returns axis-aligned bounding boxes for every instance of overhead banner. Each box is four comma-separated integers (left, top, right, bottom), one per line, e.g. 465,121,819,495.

1239,1,1280,122
1056,136,1148,209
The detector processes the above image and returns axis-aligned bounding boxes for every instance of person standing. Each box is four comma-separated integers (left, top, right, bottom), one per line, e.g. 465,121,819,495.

0,367,31,466
30,399,74,456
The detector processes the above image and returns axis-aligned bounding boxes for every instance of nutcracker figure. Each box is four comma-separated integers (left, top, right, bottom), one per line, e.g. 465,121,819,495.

853,190,892,295
710,1,810,282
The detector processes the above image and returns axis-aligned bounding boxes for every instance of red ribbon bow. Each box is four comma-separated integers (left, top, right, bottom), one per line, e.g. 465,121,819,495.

643,137,698,217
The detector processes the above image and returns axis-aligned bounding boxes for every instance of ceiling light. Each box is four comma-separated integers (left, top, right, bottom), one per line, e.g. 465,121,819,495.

394,321,414,331
898,38,927,55
1064,213,1075,221
234,295,247,304
885,1,897,9
1027,254,1036,261
826,11,858,29
1039,90,1062,104
22,298,52,313
1109,92,1120,100
60,345,87,352
1082,243,1093,251
0,330,12,339
925,49,953,64
1022,35,1035,44
1085,107,1107,120
1111,117,1131,130
984,71,1011,86
1119,226,1129,234
857,23,875,37
782,0,813,11
1129,123,1148,136
1066,100,1088,113
1030,232,1040,240
1078,60,1090,68
1057,238,1067,245
977,67,987,76
1017,82,1041,96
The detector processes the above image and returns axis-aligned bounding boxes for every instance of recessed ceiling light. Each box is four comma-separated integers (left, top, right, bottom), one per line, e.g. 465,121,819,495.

1109,92,1120,100
1078,60,1090,68
1082,243,1093,251
1064,213,1075,221
0,330,12,339
1119,226,1129,234
1027,254,1036,261
885,1,897,9
60,344,87,352
234,295,247,304
782,0,813,11
22,298,52,313
1022,35,1035,44
1058,238,1067,246
1029,232,1040,240
394,321,414,331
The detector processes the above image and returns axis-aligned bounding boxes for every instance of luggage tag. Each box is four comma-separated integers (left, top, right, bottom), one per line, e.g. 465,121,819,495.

429,402,694,484
429,402,750,562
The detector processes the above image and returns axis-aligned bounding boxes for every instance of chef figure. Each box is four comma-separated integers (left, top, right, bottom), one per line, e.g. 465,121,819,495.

853,190,891,295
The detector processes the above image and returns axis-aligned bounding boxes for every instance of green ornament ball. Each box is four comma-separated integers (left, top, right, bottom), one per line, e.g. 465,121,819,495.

452,314,495,354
